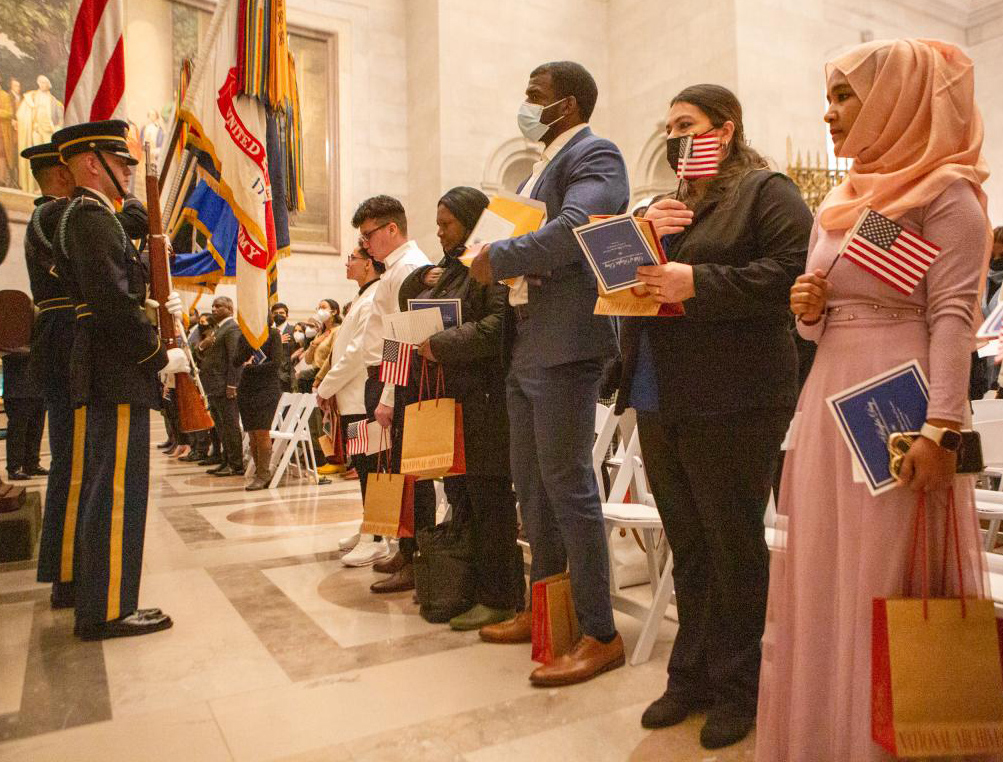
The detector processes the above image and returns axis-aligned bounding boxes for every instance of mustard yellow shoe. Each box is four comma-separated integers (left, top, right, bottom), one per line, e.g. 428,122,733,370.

317,463,345,475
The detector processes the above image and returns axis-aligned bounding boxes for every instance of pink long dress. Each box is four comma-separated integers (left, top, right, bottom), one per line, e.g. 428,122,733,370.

755,179,994,762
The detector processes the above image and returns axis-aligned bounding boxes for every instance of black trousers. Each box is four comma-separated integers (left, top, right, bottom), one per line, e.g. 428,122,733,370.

4,395,45,474
75,404,151,626
37,397,86,584
364,374,435,560
443,474,524,610
208,394,243,470
637,406,791,716
341,413,370,496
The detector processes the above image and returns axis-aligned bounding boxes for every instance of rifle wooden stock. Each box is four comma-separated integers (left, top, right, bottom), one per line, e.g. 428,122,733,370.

144,142,214,434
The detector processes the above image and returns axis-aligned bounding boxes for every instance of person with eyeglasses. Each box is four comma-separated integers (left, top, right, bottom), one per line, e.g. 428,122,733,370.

353,195,436,593
317,245,387,565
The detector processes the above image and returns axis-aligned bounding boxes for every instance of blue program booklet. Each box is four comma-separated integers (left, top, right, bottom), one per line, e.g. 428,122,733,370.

407,298,462,330
573,214,662,294
826,360,930,496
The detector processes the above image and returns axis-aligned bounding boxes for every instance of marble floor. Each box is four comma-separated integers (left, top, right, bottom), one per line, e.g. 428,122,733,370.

0,415,756,761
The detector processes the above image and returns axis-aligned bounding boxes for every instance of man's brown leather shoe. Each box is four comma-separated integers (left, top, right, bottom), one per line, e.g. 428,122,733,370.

479,609,532,643
529,634,625,687
370,563,414,593
373,550,405,575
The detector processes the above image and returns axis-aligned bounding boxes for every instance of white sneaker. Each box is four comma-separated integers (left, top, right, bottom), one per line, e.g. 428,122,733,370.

338,532,361,552
341,538,390,567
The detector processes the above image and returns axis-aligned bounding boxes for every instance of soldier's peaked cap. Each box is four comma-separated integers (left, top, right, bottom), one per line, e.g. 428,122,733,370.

52,119,138,166
20,142,63,173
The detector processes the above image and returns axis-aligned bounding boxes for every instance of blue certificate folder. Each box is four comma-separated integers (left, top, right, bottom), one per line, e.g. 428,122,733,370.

826,360,930,496
407,299,462,330
574,214,661,294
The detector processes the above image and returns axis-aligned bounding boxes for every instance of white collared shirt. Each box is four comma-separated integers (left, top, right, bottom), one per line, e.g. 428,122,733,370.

508,123,588,305
362,239,431,407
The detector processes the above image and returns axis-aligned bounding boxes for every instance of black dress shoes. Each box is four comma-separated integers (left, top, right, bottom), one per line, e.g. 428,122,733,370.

699,708,755,749
180,451,204,462
641,691,712,729
370,563,415,593
50,582,75,609
211,465,242,477
6,471,29,481
199,455,223,467
206,463,227,474
76,609,173,641
156,440,175,450
26,466,49,476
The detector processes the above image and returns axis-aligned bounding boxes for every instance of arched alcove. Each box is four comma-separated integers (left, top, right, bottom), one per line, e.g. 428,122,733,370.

632,124,680,209
482,136,541,195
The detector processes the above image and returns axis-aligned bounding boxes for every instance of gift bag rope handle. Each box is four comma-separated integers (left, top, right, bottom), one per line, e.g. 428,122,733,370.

906,489,968,620
416,357,446,410
374,425,392,478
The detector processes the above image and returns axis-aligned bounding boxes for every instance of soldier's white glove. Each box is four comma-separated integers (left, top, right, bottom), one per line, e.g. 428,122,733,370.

164,291,184,319
161,347,190,376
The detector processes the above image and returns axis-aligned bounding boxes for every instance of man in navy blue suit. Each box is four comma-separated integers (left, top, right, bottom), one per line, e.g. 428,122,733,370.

470,61,628,687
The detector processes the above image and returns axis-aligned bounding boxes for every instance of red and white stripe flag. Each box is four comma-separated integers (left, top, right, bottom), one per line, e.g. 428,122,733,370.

840,208,941,295
379,339,414,386
677,134,720,179
64,0,127,124
345,420,369,456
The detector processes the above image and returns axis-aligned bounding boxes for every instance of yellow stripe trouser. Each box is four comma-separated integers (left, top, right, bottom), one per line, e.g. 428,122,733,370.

59,406,87,582
106,404,130,621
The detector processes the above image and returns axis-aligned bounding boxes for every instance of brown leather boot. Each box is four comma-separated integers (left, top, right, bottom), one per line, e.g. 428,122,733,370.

529,634,625,687
373,550,405,575
246,431,272,491
370,562,414,593
479,608,532,644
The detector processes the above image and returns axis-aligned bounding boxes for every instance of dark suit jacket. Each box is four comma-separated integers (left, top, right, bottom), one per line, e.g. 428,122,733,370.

200,318,242,397
488,126,628,367
616,170,811,419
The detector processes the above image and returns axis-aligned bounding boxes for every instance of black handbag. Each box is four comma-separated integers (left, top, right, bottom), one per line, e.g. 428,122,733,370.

413,520,475,623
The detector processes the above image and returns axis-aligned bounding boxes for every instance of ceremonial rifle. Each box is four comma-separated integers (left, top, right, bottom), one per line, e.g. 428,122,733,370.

144,142,215,433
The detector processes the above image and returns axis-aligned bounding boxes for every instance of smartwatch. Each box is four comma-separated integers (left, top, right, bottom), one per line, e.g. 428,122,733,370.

919,422,962,452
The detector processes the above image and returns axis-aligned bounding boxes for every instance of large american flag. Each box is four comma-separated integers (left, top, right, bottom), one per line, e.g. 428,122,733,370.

676,134,720,179
64,0,127,124
379,339,414,386
345,420,368,456
841,209,941,295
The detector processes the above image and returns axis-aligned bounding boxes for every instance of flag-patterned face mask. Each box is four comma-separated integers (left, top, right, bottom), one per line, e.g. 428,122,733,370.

665,129,722,178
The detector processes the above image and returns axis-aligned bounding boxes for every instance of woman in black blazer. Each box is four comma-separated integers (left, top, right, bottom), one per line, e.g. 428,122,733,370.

617,84,811,750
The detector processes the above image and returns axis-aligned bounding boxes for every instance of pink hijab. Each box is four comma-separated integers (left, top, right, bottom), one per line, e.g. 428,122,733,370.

818,38,989,233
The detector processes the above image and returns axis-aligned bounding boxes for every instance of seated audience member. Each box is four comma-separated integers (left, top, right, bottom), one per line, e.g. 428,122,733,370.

399,186,525,629
235,321,284,490
317,245,388,566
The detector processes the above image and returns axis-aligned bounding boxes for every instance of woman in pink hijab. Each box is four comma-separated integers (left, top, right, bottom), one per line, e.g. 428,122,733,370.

755,39,993,761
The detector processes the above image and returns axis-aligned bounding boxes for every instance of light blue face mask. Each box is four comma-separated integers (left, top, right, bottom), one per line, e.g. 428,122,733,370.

517,97,569,141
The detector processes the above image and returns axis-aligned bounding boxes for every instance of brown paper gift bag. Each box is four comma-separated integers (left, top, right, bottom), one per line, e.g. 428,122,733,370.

872,491,1003,758
360,430,415,538
531,572,581,664
400,362,465,480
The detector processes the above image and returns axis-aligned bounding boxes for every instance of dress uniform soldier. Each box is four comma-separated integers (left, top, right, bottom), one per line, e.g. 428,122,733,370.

22,141,150,609
50,120,188,640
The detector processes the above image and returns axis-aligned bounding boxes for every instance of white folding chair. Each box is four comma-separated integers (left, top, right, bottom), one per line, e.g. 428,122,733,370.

602,427,676,666
593,403,620,501
265,393,314,488
245,391,295,477
984,550,1003,616
976,488,1003,551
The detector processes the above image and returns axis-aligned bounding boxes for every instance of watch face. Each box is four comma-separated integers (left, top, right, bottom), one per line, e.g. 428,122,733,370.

940,429,963,452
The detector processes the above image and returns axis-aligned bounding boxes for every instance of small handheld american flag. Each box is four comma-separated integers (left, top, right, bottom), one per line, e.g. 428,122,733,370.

838,208,941,295
379,338,414,386
674,133,720,179
345,420,368,456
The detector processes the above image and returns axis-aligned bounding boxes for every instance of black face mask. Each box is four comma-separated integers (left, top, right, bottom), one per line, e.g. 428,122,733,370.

273,314,287,326
665,129,716,173
991,259,1003,272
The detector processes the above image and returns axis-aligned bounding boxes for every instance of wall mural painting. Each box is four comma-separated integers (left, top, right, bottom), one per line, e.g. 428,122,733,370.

0,0,73,195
